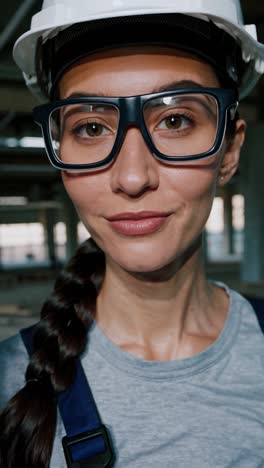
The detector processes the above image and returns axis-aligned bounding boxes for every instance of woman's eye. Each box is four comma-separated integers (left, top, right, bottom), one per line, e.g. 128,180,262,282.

158,114,192,130
73,122,110,138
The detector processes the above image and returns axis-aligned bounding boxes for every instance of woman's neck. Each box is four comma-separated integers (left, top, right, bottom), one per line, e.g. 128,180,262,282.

95,248,229,361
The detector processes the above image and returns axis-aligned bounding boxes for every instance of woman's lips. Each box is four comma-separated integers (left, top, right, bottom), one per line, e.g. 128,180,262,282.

106,211,171,236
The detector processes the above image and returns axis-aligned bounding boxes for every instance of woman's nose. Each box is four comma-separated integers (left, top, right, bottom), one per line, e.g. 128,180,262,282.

110,128,159,196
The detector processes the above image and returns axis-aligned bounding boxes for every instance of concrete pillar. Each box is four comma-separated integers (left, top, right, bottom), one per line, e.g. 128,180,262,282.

241,123,264,282
59,190,79,261
223,188,234,255
40,208,57,267
46,209,57,266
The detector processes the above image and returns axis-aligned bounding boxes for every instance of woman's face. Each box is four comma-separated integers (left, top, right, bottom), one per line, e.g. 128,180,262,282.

60,47,244,274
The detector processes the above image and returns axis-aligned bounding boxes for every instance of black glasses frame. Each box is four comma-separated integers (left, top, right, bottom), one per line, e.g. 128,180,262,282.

33,88,238,171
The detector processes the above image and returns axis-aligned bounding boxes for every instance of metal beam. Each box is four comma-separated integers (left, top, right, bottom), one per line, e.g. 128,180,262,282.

0,164,58,176
0,65,23,82
0,85,37,112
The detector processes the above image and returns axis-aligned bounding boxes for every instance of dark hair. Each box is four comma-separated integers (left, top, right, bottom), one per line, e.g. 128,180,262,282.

0,238,105,467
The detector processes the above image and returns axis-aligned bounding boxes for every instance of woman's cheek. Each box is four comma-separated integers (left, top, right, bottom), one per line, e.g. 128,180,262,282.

61,171,107,216
164,166,218,237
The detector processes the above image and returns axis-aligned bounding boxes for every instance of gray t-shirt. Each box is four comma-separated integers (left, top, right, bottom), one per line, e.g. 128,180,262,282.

1,283,264,467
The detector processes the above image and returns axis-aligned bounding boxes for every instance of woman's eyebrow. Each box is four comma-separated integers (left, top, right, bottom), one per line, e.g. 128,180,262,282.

64,92,107,99
64,81,205,99
154,80,204,93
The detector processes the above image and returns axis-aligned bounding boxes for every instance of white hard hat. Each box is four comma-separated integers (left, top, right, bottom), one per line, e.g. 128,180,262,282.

13,0,264,101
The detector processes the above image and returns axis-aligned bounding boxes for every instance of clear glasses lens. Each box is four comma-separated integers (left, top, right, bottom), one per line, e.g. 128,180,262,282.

49,103,119,164
143,93,219,157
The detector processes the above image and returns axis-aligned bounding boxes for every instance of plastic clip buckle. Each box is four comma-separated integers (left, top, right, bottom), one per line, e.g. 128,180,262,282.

62,424,114,468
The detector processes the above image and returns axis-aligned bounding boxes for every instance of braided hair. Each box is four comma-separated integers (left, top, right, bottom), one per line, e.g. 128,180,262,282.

0,237,105,468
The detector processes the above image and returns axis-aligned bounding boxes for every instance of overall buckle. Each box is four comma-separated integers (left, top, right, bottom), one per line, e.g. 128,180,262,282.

62,424,114,467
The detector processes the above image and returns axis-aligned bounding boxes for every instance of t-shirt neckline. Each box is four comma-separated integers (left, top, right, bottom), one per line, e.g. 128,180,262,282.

87,282,241,381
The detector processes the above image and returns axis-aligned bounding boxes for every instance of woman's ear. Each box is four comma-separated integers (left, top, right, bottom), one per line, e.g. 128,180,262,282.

218,119,247,186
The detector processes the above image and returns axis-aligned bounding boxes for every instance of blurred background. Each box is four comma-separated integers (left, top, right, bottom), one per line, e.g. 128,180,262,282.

0,1,264,340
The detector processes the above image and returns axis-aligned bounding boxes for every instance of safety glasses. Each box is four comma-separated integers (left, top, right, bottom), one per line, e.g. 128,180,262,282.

33,87,238,171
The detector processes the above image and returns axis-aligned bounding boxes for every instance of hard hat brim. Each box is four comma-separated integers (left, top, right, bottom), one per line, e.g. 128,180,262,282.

13,11,264,99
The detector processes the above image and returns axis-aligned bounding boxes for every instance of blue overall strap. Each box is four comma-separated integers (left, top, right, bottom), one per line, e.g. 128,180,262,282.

245,296,264,334
20,324,114,468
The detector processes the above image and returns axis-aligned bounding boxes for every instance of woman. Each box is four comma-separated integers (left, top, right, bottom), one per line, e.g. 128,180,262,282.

1,1,264,467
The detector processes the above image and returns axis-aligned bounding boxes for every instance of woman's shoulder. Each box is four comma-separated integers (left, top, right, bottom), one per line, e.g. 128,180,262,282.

224,284,264,343
214,281,262,314
0,331,29,409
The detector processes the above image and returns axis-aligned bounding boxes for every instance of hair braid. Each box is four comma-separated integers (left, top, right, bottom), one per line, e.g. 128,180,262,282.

0,237,105,468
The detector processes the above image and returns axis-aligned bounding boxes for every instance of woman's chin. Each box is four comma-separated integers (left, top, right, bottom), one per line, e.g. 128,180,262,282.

104,244,183,279
101,234,202,279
